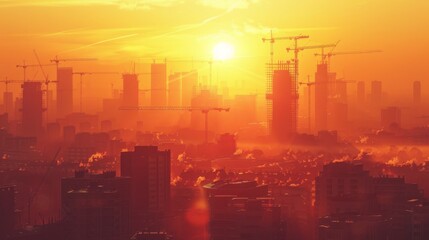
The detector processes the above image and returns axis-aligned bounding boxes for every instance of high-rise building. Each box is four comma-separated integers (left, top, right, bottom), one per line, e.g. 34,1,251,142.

3,92,13,120
371,80,382,104
181,70,198,106
381,106,401,128
315,162,374,217
413,81,421,104
357,81,365,102
61,171,131,240
0,186,15,238
168,73,181,106
121,146,171,231
57,67,73,117
151,64,167,106
123,74,139,108
315,63,329,131
21,82,43,136
272,69,296,141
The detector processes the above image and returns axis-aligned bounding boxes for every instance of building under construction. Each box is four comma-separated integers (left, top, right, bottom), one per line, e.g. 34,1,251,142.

266,61,297,141
21,81,44,136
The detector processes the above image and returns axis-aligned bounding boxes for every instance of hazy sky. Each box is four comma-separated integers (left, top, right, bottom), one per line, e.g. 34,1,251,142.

0,0,428,99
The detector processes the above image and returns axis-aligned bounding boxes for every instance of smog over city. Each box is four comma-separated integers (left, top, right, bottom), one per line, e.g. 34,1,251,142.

0,1,428,240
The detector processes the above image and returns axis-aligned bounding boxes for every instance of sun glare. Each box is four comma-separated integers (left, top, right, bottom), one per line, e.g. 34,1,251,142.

213,42,234,61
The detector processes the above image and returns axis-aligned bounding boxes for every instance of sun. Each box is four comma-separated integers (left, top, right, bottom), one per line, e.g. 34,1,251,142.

213,42,235,61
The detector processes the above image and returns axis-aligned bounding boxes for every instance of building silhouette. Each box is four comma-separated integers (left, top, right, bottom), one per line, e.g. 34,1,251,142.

381,106,401,128
61,171,131,240
57,67,74,117
181,71,198,106
413,81,421,105
151,64,167,106
121,146,171,231
168,73,181,107
272,69,296,140
315,63,329,131
0,186,15,238
21,81,43,136
371,80,382,104
357,81,365,102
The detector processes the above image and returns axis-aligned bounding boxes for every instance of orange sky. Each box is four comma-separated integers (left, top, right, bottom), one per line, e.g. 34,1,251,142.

0,0,428,102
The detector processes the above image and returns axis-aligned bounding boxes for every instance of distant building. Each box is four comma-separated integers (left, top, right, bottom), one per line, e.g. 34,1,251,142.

208,196,286,240
203,180,268,198
371,81,382,104
61,171,131,240
57,67,74,117
3,91,13,120
0,186,15,238
413,81,421,105
272,69,296,140
21,82,43,137
181,71,198,106
151,64,167,106
315,63,329,131
168,73,181,106
381,106,401,128
121,146,171,231
315,162,374,217
357,81,365,103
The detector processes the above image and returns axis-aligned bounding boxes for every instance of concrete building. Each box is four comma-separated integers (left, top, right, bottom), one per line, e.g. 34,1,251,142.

315,162,374,217
272,69,296,141
61,171,131,240
168,73,181,106
121,146,171,231
208,196,286,240
315,63,329,131
151,64,167,106
381,106,401,128
181,70,198,106
413,81,421,105
371,81,382,104
0,186,15,238
21,82,43,136
357,81,365,102
57,67,74,117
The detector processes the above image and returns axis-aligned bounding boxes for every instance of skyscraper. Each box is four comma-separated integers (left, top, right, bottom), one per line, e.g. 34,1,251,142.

21,82,43,136
272,69,296,141
57,67,73,117
122,73,139,108
168,73,181,106
61,171,131,240
121,146,171,231
371,81,382,104
413,81,421,104
315,63,329,131
151,63,167,106
181,70,198,106
357,81,365,102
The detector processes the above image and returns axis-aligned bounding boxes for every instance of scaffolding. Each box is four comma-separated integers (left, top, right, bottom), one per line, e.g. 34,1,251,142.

266,61,297,135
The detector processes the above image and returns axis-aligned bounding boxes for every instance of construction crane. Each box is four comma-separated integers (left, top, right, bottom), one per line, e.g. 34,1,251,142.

0,78,22,92
72,71,120,112
34,50,57,122
315,50,382,68
287,43,338,85
16,61,55,81
119,106,230,143
298,78,355,132
262,31,310,64
50,56,98,70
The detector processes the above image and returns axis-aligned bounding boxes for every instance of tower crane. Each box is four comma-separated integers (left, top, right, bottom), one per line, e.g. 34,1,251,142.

298,78,355,132
16,61,55,81
262,31,310,65
34,50,57,122
72,71,120,112
0,78,22,113
50,56,98,70
314,50,382,68
119,106,230,143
